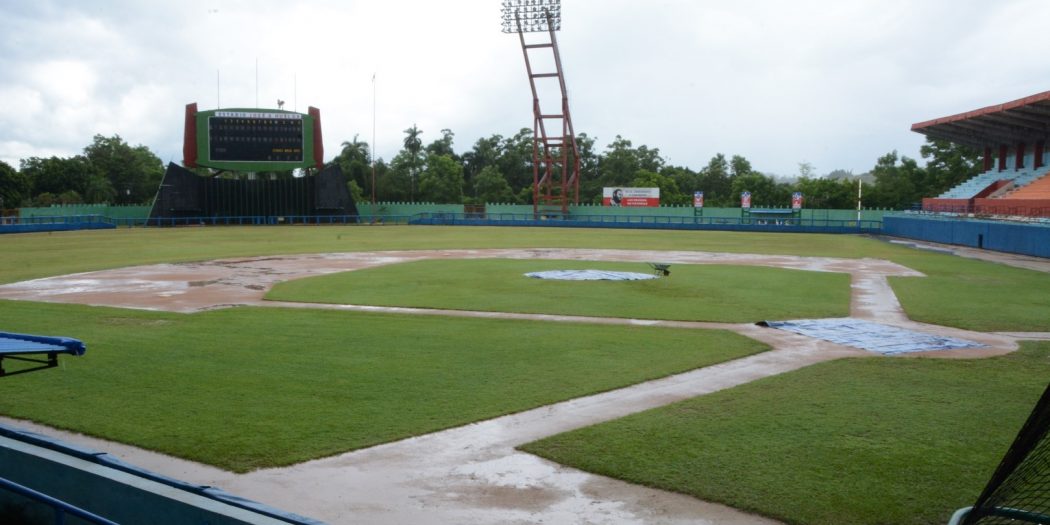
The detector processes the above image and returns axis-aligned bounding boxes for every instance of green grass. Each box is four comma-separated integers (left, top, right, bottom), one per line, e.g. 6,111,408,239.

267,259,850,322
521,342,1050,525
889,256,1050,331
2,224,1048,521
1,227,1047,331
0,300,768,472
0,227,893,285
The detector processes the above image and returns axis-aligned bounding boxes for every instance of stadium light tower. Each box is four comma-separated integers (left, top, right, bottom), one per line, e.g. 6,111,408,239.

502,0,580,217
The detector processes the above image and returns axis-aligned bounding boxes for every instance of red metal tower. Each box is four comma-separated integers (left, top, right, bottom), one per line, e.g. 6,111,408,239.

502,0,580,217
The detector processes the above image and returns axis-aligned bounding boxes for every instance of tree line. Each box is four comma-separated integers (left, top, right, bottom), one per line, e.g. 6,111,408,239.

332,126,980,210
0,127,979,212
1,134,164,209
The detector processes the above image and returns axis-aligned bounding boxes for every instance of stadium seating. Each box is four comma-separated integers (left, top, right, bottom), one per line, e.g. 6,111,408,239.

1004,172,1050,199
939,170,1009,199
938,167,1050,200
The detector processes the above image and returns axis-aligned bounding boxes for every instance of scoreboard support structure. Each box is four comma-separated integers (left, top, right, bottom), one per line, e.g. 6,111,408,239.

147,103,353,225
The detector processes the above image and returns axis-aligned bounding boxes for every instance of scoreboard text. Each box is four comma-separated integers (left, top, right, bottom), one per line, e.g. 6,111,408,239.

183,103,324,172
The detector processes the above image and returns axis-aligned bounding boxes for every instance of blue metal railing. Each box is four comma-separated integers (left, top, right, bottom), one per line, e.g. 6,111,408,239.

140,214,414,227
4,212,884,233
0,476,119,525
408,212,883,233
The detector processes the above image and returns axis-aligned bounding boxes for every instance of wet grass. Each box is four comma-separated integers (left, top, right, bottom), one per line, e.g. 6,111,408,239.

1,226,1047,331
0,300,767,472
888,256,1050,332
0,227,887,285
521,342,1050,525
267,259,850,323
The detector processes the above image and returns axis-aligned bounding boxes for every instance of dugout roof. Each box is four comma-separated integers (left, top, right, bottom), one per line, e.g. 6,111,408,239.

911,90,1050,149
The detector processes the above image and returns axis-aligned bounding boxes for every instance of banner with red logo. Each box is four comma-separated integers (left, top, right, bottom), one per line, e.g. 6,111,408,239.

693,191,704,208
741,191,752,209
792,192,803,209
603,187,660,207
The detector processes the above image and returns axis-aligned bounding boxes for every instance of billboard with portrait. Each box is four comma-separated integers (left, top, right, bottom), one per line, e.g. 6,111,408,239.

603,187,660,207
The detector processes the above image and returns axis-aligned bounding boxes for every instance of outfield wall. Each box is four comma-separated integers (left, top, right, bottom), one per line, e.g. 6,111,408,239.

17,203,888,226
355,203,889,222
884,215,1050,258
19,204,152,220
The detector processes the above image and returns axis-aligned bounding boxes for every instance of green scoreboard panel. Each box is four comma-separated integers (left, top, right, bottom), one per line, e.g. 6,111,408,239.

183,103,324,172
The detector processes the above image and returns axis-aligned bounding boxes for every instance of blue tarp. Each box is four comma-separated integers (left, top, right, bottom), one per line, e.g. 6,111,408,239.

0,332,85,356
761,318,984,355
525,269,658,281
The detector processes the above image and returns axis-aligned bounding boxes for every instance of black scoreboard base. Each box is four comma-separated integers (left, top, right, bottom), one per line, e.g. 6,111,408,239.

147,163,358,225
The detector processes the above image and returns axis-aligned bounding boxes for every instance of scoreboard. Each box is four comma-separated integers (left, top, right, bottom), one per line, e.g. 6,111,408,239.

183,103,324,171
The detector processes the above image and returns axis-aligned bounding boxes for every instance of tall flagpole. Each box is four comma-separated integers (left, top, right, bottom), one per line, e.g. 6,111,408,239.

372,72,377,205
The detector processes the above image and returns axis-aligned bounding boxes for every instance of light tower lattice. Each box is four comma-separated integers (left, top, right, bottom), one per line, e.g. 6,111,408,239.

502,0,580,217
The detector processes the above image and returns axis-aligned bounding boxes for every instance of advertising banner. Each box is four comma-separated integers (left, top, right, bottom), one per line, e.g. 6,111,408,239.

792,192,804,209
741,191,752,209
603,187,660,207
693,191,704,208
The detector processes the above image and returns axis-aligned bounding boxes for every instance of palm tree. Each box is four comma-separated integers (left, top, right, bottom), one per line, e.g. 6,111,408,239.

403,125,424,200
402,125,423,156
340,135,370,165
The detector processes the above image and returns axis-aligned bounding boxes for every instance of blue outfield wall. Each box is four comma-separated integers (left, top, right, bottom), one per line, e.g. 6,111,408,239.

0,215,116,234
883,215,1050,258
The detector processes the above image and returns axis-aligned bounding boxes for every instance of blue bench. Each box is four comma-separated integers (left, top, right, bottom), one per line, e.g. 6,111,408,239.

0,332,86,377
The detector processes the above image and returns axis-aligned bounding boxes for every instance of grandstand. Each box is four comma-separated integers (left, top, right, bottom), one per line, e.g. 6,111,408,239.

913,90,1050,218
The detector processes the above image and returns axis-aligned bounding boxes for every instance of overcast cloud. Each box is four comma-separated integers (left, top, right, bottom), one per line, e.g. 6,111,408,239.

2,0,1048,176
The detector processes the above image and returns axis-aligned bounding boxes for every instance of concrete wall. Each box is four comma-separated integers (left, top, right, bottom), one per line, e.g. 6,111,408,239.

19,204,152,220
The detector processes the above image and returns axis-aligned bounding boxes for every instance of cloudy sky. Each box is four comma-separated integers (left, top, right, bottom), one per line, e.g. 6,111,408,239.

2,0,1048,176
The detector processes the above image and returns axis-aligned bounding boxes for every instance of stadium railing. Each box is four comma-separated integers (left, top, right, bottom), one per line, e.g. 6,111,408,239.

0,476,118,525
407,212,883,233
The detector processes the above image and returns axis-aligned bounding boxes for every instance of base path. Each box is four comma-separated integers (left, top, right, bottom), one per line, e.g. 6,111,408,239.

0,248,1040,524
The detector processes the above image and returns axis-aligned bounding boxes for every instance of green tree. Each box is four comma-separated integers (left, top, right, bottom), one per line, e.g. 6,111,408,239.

401,125,425,200
497,128,534,195
463,135,503,181
333,135,372,199
573,132,599,194
920,139,980,195
798,161,816,179
385,153,416,202
374,159,410,202
83,134,163,204
0,160,31,209
598,136,640,188
57,190,83,204
661,165,700,201
473,166,515,204
731,171,781,207
589,136,665,203
730,155,753,178
697,154,732,206
867,151,925,210
425,129,457,160
418,153,464,203
796,177,856,209
633,169,684,205
21,155,111,203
